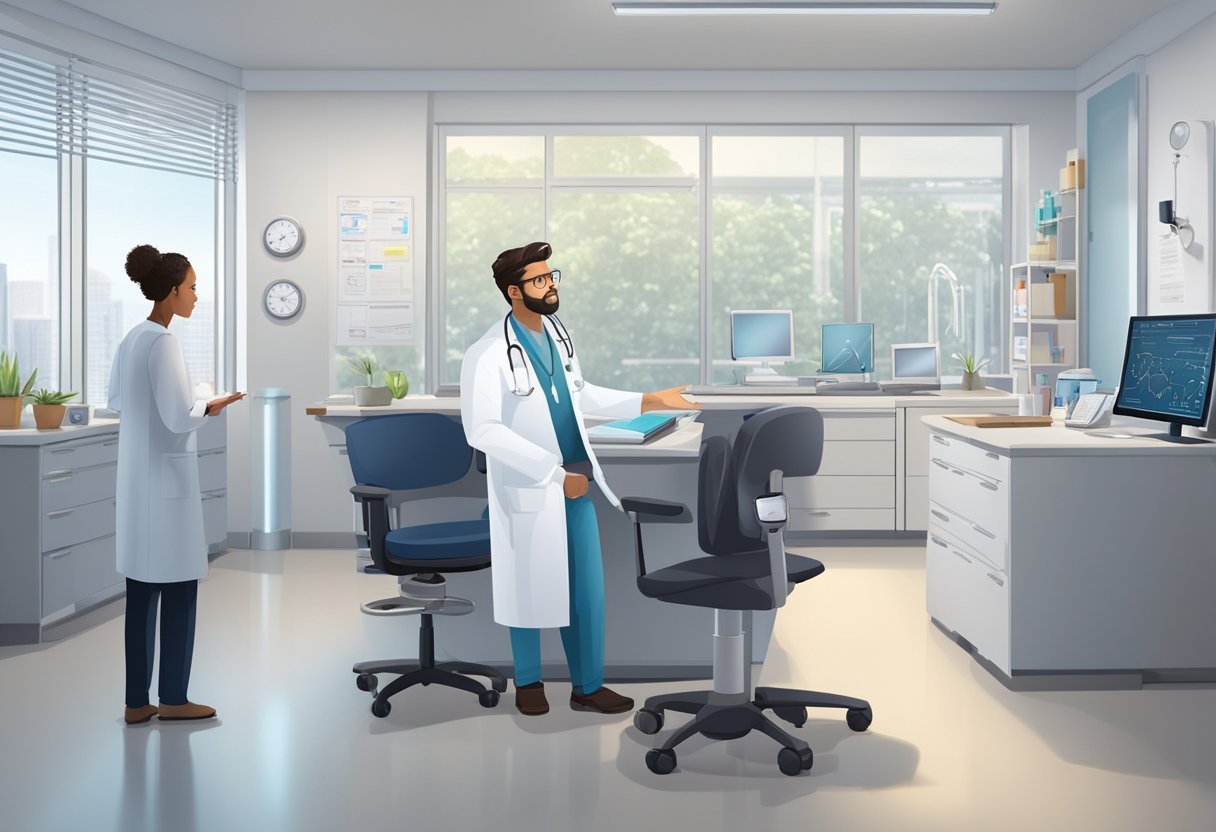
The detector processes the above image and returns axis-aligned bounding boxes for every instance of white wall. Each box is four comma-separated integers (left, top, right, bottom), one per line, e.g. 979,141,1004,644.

232,88,1073,539
232,92,429,538
1145,12,1216,314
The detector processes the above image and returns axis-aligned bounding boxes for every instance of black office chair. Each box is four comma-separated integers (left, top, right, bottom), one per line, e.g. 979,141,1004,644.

622,405,872,776
345,413,506,718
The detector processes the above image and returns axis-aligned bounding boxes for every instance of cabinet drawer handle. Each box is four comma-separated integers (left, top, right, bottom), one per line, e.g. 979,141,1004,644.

47,509,74,519
929,535,948,548
931,458,949,470
971,522,996,539
47,548,74,560
103,440,118,447
951,468,965,477
808,510,831,517
986,573,1005,587
953,550,972,564
930,509,951,523
985,452,1000,460
45,470,74,482
977,480,998,491
50,447,75,455
932,435,950,446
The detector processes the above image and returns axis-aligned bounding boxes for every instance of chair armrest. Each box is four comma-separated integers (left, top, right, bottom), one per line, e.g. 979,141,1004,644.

475,451,487,474
350,485,391,502
619,497,691,524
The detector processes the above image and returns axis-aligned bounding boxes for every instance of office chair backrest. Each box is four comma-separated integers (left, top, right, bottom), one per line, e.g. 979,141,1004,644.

734,406,824,540
345,413,473,490
697,435,759,556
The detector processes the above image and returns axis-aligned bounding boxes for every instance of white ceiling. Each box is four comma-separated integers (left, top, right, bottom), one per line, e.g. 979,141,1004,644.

61,0,1182,72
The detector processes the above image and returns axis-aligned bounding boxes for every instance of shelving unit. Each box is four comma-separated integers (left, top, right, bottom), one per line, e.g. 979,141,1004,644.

1011,187,1081,395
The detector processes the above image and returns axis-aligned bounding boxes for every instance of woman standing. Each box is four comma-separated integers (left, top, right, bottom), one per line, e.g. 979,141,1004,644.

108,245,244,725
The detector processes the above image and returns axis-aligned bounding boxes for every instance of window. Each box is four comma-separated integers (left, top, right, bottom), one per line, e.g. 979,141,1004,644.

858,132,1008,378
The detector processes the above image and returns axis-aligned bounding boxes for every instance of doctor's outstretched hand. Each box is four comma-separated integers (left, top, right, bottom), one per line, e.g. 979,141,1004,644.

641,385,702,413
205,391,246,416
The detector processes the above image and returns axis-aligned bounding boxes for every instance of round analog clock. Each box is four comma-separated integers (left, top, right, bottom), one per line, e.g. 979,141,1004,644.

263,280,304,321
263,216,303,257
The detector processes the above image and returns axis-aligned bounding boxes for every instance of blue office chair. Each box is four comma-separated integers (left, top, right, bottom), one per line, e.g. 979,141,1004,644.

345,413,506,718
622,406,872,776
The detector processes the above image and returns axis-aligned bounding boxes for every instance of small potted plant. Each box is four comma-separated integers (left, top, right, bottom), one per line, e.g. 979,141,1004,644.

953,352,991,391
30,389,77,430
384,370,409,400
349,354,391,406
0,351,37,429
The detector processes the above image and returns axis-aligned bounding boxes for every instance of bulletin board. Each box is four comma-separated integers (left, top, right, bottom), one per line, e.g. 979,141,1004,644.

334,196,415,345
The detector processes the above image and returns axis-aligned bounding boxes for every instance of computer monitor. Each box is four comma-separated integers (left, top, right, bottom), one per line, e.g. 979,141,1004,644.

821,322,874,374
890,343,940,384
731,310,794,380
1112,313,1216,441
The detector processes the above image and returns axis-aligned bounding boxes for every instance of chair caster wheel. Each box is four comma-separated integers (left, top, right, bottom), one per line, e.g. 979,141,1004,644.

491,677,508,693
634,708,664,735
774,705,808,728
356,674,377,693
778,747,807,776
846,707,872,732
646,748,677,775
800,748,813,770
370,698,391,718
479,689,500,708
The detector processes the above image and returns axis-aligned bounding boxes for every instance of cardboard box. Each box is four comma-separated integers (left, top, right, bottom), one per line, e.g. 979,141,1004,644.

1048,272,1075,317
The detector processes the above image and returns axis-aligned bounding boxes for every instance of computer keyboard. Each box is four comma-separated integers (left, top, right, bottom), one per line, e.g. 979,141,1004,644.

816,381,882,393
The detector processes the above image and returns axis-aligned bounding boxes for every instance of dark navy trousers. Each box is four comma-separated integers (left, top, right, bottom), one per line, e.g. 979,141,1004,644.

124,578,198,708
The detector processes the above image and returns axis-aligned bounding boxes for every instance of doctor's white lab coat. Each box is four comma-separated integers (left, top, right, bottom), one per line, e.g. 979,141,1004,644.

460,318,641,629
108,320,210,584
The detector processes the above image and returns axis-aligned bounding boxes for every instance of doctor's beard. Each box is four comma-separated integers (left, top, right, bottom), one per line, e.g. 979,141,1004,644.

522,289,559,315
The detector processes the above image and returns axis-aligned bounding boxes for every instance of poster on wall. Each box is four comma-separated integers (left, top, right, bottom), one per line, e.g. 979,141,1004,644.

336,196,414,345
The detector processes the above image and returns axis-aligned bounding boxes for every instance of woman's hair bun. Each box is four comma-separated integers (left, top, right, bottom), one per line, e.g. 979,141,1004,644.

125,244,163,284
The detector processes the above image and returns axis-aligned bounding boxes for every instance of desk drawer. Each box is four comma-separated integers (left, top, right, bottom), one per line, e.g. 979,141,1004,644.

42,497,116,553
42,534,120,619
928,455,1009,544
42,463,117,513
822,412,895,441
197,448,227,491
786,475,893,509
907,405,1016,476
202,489,227,546
929,501,1005,572
819,441,894,476
40,434,118,476
929,433,1010,483
926,527,1010,673
789,508,894,532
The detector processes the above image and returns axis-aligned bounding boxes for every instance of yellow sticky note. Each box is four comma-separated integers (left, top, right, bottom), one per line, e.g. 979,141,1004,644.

382,245,410,258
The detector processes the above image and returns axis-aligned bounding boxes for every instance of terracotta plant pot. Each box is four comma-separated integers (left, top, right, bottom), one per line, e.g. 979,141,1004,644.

961,371,985,391
0,396,23,429
33,404,66,430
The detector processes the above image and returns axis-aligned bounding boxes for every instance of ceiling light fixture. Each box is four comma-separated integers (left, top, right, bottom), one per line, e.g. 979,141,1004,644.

612,2,998,15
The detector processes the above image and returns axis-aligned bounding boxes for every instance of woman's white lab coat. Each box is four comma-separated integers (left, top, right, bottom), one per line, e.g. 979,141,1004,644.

108,320,209,584
460,318,641,629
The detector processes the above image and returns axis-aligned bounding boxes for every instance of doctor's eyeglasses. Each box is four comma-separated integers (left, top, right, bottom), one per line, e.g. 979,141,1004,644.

515,269,561,291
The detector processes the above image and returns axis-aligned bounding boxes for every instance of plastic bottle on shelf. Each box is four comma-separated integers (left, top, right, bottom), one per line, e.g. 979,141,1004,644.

1015,278,1027,317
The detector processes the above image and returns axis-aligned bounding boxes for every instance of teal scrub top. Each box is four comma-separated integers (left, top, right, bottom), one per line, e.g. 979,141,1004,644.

510,315,589,466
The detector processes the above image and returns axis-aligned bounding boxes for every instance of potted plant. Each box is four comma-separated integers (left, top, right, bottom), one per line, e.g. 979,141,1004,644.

0,351,37,429
383,370,409,400
30,389,77,430
348,354,391,406
953,352,991,391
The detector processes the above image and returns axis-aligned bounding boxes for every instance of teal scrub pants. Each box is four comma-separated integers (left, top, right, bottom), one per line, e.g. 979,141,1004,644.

509,494,605,695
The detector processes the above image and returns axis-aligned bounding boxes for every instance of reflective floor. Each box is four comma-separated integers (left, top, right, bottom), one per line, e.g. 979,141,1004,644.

2,545,1215,832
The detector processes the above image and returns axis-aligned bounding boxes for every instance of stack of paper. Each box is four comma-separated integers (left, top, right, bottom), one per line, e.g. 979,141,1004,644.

586,413,679,445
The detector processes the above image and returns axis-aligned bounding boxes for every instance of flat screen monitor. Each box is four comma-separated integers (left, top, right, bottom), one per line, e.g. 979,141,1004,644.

891,342,940,383
1112,313,1216,441
821,322,874,374
730,310,794,361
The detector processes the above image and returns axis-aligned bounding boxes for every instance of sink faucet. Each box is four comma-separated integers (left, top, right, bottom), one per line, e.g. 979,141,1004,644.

927,263,963,344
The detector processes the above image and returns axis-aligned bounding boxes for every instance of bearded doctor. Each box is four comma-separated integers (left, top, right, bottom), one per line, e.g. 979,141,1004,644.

109,245,244,725
460,241,697,717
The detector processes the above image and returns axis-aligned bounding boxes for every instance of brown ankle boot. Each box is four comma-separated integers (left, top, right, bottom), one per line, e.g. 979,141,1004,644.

515,682,549,716
570,686,634,714
158,702,217,721
124,705,158,725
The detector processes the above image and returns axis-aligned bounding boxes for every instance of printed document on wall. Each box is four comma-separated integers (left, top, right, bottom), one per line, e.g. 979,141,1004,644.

337,302,415,346
336,196,415,343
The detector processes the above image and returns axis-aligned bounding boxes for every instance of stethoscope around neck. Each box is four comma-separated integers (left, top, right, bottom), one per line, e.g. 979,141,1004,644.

505,312,583,397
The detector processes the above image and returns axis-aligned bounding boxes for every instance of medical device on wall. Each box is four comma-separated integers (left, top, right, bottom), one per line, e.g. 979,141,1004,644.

1160,121,1197,249
1112,313,1216,442
730,310,796,384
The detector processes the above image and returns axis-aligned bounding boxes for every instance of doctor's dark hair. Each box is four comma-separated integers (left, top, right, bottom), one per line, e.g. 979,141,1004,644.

125,244,191,302
492,241,552,303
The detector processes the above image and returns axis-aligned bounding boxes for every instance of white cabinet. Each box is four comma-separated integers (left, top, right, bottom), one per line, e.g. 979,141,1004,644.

197,412,228,554
787,410,895,532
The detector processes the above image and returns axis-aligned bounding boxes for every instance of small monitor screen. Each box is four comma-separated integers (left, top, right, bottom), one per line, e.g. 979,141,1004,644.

893,345,939,379
821,322,874,374
1114,314,1216,426
731,311,794,360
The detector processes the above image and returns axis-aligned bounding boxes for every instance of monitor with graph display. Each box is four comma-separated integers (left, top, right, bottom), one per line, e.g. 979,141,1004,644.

1112,313,1216,441
821,322,874,374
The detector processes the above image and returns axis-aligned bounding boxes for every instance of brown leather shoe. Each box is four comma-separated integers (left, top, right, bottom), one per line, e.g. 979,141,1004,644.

158,702,217,721
124,705,158,725
515,682,549,716
570,686,634,714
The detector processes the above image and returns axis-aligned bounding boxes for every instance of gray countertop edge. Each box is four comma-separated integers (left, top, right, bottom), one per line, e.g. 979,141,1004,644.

0,419,120,446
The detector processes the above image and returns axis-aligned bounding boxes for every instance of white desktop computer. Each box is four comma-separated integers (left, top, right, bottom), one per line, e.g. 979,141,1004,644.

730,310,797,385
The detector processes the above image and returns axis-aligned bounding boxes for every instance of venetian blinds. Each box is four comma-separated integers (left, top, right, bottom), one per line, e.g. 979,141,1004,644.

0,46,236,181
